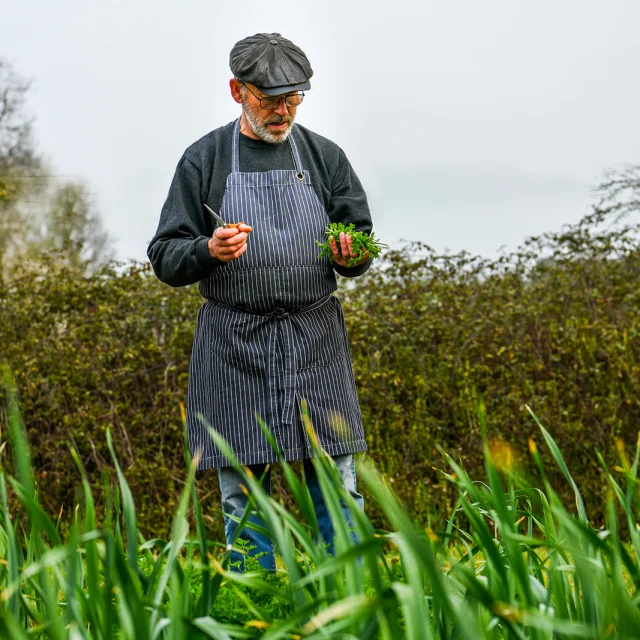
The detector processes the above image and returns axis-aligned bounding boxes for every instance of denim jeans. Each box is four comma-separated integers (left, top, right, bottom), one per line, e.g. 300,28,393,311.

218,454,364,571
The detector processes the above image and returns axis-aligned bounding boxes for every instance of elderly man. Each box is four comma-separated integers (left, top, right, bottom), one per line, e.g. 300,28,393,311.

147,32,373,571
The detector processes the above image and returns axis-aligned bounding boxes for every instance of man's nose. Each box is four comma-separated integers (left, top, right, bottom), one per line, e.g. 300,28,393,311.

274,99,290,117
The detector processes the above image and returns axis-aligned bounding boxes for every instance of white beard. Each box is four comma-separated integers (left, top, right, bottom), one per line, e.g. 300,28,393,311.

242,100,295,144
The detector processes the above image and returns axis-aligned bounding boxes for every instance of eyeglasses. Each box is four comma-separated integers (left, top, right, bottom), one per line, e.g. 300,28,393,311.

241,82,305,110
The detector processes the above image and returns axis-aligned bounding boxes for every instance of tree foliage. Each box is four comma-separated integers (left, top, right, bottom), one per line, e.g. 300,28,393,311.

41,182,114,270
0,59,40,174
0,59,42,265
0,58,112,273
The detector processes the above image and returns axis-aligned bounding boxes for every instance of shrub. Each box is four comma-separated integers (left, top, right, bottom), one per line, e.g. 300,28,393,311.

0,204,638,537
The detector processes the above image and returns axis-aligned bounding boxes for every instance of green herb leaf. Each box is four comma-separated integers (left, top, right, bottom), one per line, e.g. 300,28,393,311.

316,223,386,266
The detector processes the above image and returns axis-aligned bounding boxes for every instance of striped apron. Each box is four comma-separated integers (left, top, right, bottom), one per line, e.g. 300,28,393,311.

187,119,367,470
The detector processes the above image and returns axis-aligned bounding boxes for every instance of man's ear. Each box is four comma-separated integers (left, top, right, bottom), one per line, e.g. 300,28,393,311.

229,78,243,104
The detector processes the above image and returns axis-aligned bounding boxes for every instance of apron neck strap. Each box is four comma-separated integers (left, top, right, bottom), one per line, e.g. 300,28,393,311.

232,118,241,173
232,117,304,175
287,128,304,175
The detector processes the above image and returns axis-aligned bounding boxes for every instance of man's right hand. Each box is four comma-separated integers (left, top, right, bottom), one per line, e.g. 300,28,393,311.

208,224,253,262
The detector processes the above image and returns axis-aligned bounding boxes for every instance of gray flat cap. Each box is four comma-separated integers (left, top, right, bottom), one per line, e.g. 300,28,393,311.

230,33,313,96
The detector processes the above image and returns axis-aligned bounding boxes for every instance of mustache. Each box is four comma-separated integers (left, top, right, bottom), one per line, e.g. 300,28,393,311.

264,115,292,125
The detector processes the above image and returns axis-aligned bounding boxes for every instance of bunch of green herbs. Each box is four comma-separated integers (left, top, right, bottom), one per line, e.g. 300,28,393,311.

316,222,386,266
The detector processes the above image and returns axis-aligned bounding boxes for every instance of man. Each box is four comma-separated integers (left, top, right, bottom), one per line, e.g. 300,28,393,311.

147,32,373,571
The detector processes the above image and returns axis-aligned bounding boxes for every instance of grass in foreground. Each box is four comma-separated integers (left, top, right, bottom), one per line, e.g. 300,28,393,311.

1,368,639,638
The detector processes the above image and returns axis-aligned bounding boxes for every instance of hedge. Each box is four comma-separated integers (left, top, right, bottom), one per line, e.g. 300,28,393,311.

1,207,638,539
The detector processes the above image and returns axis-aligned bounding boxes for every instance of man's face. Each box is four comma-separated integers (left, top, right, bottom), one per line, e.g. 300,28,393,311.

240,82,298,144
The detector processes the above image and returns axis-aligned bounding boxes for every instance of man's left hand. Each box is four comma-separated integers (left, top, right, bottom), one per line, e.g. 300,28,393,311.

329,232,369,268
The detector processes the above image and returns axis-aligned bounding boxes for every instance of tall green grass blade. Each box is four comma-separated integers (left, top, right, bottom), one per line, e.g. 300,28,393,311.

2,367,34,500
106,428,139,575
189,449,213,618
300,402,364,620
392,557,433,639
189,616,255,638
63,511,86,634
70,447,103,635
150,445,197,637
357,459,462,633
0,473,20,621
255,414,320,537
7,478,61,547
439,451,510,599
0,609,29,639
526,406,587,523
201,418,303,583
110,541,150,639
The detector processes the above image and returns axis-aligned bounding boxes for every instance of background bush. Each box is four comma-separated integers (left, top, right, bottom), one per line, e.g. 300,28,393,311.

1,199,639,540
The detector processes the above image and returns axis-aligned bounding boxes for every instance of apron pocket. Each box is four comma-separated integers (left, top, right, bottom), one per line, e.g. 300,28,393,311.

205,303,269,375
290,300,345,371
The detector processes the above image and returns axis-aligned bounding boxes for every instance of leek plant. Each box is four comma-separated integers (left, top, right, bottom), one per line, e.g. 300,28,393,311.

1,368,639,638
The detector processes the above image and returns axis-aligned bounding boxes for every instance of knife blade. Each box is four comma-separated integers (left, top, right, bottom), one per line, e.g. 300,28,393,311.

204,203,229,228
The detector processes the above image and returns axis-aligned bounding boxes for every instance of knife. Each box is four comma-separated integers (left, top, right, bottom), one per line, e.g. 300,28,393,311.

204,203,229,228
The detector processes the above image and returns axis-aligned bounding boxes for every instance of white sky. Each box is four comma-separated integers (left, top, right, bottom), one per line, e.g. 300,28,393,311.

3,0,640,262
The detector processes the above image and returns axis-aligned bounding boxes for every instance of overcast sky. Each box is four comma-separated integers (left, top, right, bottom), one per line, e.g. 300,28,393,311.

3,0,639,262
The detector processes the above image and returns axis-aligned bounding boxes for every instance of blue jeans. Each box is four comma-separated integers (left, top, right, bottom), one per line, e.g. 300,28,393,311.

218,454,364,571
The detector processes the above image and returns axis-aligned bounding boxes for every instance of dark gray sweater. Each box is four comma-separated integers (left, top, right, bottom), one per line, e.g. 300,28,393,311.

147,120,373,287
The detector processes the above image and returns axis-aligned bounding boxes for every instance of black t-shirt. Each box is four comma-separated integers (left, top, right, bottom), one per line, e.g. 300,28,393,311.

147,120,373,287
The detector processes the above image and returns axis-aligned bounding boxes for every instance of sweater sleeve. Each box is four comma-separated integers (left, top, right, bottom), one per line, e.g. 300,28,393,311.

328,149,373,278
147,156,221,287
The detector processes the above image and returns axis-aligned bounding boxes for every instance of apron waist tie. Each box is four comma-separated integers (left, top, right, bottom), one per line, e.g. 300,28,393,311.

208,294,332,318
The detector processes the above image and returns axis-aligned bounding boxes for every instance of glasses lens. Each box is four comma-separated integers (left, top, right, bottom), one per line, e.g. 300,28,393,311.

286,94,304,107
260,97,280,109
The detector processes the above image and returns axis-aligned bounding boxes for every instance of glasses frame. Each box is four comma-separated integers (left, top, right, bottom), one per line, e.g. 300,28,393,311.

240,82,305,110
